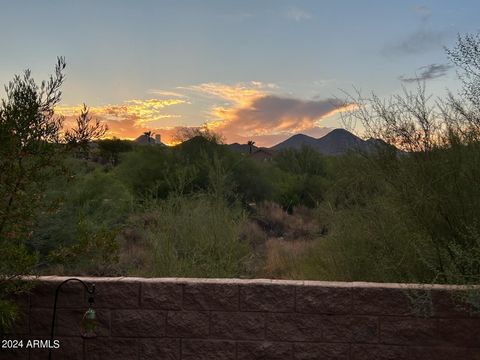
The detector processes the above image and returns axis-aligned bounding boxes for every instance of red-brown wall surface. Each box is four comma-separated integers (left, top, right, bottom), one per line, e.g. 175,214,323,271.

2,276,480,359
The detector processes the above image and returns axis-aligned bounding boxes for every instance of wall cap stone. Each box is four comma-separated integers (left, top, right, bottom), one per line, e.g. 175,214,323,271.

20,276,480,290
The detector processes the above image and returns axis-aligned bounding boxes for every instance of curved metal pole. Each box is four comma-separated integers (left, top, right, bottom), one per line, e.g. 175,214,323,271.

48,278,95,360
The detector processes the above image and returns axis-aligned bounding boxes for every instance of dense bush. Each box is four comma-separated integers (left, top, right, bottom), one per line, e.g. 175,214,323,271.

33,162,132,255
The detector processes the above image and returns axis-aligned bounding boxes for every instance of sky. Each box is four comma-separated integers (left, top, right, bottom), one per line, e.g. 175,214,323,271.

1,0,479,146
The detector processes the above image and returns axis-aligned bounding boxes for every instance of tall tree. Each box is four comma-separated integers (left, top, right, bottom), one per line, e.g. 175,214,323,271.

0,58,107,330
0,57,66,242
0,57,68,330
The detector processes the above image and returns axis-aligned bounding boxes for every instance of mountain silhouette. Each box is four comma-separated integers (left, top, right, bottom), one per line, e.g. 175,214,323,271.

177,129,391,156
269,128,384,155
315,128,365,155
270,134,319,151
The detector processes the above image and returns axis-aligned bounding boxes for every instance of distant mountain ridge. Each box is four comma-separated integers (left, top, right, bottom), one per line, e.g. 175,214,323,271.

272,128,378,155
172,128,388,155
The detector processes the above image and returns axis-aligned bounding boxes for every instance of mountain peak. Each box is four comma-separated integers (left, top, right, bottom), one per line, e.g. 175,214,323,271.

271,133,318,150
326,128,355,137
270,128,370,155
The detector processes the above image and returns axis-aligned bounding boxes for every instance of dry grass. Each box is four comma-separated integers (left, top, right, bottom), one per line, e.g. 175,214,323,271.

116,195,250,278
117,227,152,275
241,201,324,278
254,201,323,240
117,199,326,279
260,238,316,279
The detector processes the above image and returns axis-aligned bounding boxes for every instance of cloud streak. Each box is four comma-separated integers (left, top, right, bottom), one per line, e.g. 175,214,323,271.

188,82,266,106
58,98,186,124
285,8,312,22
382,7,447,57
383,28,447,56
413,5,432,18
147,89,187,98
399,63,453,82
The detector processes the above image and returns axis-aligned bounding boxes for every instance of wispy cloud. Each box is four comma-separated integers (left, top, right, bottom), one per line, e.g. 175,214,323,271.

383,29,447,56
382,6,447,57
187,81,268,107
216,11,254,23
399,63,453,83
285,7,312,22
413,5,432,19
147,89,187,98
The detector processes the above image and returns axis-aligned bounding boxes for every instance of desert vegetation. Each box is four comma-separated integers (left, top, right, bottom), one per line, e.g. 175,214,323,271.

2,33,480,328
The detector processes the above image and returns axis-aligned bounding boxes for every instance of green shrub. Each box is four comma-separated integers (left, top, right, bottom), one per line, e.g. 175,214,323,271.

33,167,132,256
48,219,120,275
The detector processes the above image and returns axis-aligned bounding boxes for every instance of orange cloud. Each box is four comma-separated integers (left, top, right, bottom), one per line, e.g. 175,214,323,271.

56,98,187,144
189,82,266,107
190,82,351,144
209,95,350,136
58,98,185,124
147,89,187,98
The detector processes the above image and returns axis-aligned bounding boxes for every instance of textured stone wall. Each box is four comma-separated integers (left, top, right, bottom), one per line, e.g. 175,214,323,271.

2,276,480,359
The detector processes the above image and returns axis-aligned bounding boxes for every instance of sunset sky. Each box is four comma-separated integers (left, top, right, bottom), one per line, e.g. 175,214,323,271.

1,0,479,146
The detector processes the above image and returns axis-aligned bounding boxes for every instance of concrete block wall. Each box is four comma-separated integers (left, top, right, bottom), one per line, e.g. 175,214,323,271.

2,276,480,359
